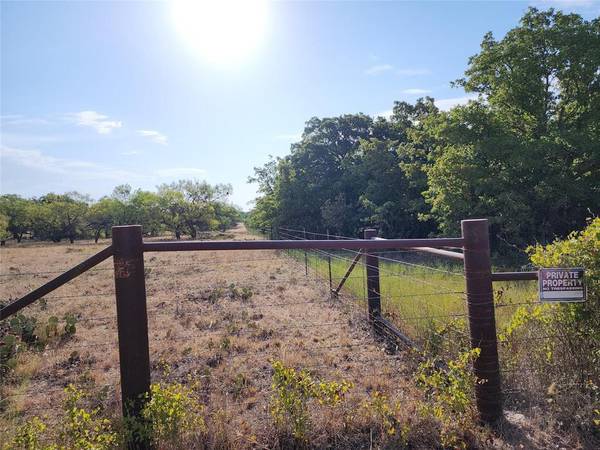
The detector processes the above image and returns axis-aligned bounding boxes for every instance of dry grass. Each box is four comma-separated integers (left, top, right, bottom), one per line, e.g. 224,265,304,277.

0,225,586,449
0,225,425,448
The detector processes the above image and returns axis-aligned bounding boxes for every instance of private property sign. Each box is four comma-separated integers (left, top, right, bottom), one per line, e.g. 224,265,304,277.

539,268,586,302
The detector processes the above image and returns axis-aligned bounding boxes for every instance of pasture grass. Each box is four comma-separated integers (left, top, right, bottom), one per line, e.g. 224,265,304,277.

288,248,538,345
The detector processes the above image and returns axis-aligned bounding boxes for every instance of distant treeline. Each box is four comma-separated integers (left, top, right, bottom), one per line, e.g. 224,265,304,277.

247,8,600,258
0,180,242,243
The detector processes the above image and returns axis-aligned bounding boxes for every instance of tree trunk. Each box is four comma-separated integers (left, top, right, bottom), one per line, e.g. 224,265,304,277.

175,230,181,240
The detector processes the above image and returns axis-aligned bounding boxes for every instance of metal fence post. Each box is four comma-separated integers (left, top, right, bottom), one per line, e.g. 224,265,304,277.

461,219,502,423
364,228,381,324
303,228,308,276
327,229,333,296
112,225,152,442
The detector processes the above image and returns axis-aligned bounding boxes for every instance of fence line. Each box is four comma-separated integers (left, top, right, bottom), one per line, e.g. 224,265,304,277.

1,218,552,441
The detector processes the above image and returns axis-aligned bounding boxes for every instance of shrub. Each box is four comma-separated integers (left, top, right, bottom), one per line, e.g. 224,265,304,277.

59,384,117,449
2,313,78,362
3,416,47,450
270,360,353,440
416,348,480,449
499,218,600,436
127,380,206,448
362,391,409,444
0,334,19,376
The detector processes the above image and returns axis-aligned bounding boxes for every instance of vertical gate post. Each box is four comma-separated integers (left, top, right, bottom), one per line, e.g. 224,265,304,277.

303,228,308,276
364,229,381,324
461,219,502,423
112,225,152,436
327,229,333,296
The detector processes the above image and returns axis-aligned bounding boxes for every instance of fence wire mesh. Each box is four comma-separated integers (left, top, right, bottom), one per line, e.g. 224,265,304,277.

1,225,595,443
274,226,593,424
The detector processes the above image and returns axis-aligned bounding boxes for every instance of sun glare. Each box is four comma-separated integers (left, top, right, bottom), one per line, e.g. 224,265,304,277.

172,0,268,67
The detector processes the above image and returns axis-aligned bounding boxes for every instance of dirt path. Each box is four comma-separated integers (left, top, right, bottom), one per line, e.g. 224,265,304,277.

1,224,419,446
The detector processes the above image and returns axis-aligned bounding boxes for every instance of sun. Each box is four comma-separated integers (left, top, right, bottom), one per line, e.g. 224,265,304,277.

172,0,269,67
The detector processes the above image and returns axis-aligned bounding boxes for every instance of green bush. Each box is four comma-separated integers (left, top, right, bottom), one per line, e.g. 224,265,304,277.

362,391,409,444
3,416,47,450
59,384,117,449
126,380,206,448
270,360,353,440
416,348,480,449
499,218,600,435
3,385,117,450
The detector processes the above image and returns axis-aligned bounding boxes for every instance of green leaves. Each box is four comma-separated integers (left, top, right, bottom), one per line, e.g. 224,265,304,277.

270,360,353,440
248,7,598,259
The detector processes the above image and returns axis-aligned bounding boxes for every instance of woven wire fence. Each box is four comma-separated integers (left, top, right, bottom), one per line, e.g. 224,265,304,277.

1,227,597,441
274,226,597,424
0,236,408,438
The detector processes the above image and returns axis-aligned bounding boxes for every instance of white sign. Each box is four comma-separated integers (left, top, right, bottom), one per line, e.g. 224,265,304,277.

539,268,585,302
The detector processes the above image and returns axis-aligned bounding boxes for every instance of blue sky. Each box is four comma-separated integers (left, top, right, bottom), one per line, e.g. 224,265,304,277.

1,0,599,209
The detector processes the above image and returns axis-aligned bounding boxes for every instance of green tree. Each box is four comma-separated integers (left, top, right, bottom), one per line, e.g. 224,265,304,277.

421,8,600,253
157,187,188,239
0,194,33,242
86,197,122,242
129,190,163,236
30,193,89,243
157,180,232,238
0,213,11,244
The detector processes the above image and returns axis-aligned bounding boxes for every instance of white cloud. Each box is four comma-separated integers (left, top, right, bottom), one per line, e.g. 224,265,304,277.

434,94,478,111
137,129,168,145
396,68,432,76
401,88,432,95
0,145,138,180
365,64,393,75
155,167,207,178
122,150,142,156
1,145,210,188
0,132,67,147
67,111,122,134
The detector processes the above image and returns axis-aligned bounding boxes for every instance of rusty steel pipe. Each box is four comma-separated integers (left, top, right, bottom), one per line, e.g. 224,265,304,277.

333,250,363,295
411,246,464,261
112,225,151,447
491,271,537,282
142,237,464,252
373,237,464,260
364,229,382,323
462,219,503,423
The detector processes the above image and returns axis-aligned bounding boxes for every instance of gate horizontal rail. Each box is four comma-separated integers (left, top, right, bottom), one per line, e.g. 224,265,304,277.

141,237,465,252
0,218,539,433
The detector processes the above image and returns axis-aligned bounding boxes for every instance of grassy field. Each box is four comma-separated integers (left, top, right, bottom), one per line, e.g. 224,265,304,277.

290,248,538,346
0,227,579,449
0,225,432,448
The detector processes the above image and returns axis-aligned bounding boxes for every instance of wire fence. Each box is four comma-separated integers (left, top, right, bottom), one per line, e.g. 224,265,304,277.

0,235,410,436
1,226,596,438
270,226,598,423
